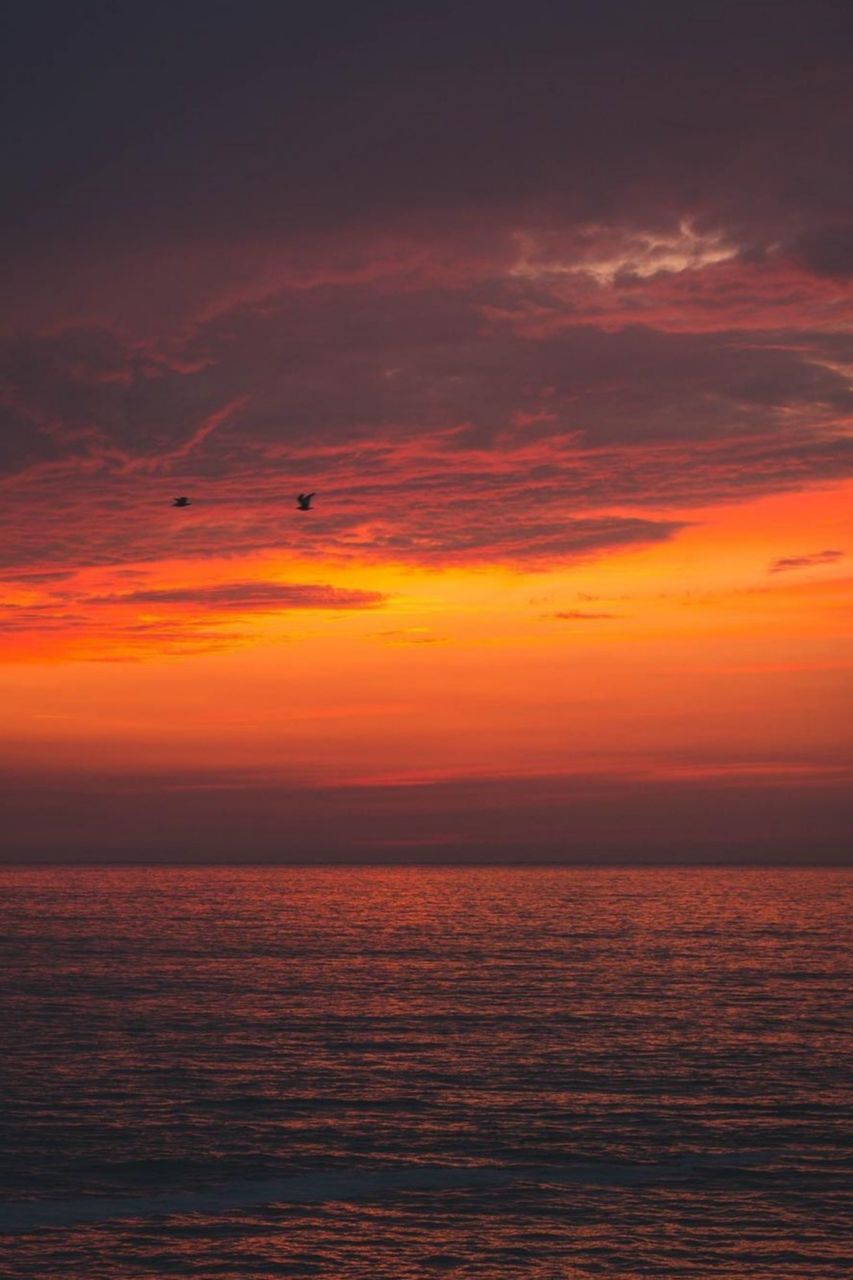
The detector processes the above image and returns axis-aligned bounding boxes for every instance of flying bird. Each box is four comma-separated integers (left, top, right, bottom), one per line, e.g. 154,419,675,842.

172,496,191,507
297,492,316,510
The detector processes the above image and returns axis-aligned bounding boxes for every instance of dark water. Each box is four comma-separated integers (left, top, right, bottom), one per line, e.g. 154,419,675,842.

1,866,851,1278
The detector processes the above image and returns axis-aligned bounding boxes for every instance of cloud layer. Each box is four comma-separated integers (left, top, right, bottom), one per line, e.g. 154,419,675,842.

2,2,851,617
2,262,851,576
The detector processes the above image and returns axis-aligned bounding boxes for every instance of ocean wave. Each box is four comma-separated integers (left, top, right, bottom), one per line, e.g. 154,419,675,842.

0,1153,775,1233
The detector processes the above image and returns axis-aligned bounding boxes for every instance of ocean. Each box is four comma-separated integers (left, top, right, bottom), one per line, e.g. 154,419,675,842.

1,866,850,1278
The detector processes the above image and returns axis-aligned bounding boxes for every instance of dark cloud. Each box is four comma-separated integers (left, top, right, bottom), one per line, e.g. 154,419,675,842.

87,581,386,610
769,549,845,573
2,2,852,575
791,225,853,279
3,300,852,568
5,278,851,473
0,327,235,471
4,1,852,264
2,766,851,864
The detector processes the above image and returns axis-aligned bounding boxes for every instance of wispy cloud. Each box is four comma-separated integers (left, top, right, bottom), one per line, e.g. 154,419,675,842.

371,629,446,645
3,267,852,575
0,577,388,660
86,580,386,610
769,549,845,573
542,610,620,621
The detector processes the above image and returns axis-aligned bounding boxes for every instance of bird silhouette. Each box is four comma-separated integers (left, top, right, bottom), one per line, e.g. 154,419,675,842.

297,492,316,510
172,496,191,507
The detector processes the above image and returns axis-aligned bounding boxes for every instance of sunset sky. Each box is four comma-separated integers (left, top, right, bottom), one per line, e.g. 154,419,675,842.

2,0,851,861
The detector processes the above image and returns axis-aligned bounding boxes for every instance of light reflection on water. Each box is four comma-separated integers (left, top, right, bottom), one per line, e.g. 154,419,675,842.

1,866,851,1277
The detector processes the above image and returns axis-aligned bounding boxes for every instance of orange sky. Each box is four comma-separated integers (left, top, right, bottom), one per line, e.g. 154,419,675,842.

3,480,851,791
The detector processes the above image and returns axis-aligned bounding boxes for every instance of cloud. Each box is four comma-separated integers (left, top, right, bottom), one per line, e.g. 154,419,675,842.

2,4,852,580
769,549,845,573
0,577,387,661
372,629,446,645
2,263,852,575
87,580,386,610
791,225,853,279
3,765,851,864
0,603,252,662
4,2,851,267
0,606,94,632
543,610,620,621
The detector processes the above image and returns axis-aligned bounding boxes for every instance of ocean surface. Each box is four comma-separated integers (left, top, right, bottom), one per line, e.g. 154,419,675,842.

1,866,851,1278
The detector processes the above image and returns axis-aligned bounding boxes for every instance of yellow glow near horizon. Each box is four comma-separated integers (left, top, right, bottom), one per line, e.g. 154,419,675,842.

1,478,850,787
